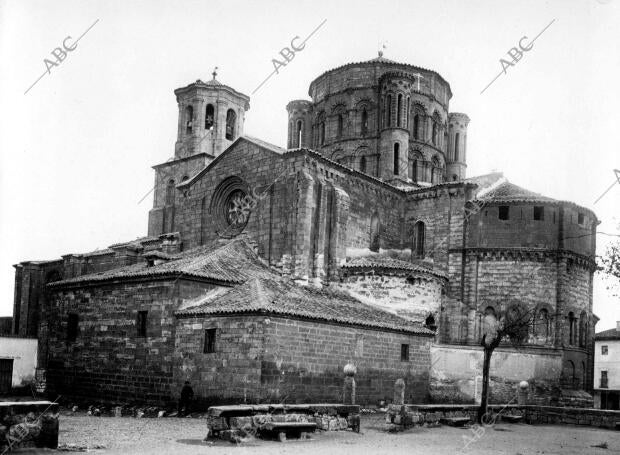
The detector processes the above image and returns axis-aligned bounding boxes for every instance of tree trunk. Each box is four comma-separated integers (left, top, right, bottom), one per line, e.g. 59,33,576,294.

477,345,493,423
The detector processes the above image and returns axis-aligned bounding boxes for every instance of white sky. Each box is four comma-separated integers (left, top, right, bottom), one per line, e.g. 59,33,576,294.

0,0,618,330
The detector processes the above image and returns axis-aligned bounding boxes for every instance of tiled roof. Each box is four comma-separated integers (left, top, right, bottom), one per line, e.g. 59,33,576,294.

595,328,620,341
177,136,286,189
50,239,270,287
342,256,448,279
310,55,452,98
176,276,434,335
242,135,287,155
479,181,556,203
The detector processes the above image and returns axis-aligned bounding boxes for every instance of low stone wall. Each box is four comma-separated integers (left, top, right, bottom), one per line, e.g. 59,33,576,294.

524,406,620,429
385,403,620,431
0,401,59,451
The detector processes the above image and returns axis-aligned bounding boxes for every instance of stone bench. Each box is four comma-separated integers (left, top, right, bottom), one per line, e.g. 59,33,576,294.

260,422,318,442
0,401,59,451
500,415,524,423
440,417,471,427
206,403,360,442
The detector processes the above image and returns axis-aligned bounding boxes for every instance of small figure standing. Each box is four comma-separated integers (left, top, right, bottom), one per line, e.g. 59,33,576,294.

178,381,194,417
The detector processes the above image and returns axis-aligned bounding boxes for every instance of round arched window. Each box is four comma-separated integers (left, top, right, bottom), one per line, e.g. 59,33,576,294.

225,189,250,230
209,176,252,238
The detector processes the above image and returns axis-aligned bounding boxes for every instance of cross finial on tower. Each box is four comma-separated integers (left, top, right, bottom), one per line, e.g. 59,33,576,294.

212,66,219,80
378,42,387,58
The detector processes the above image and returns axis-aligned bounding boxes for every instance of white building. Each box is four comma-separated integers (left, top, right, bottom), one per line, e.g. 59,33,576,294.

593,322,620,410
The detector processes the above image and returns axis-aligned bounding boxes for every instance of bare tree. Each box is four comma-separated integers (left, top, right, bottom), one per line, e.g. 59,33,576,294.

599,239,620,297
477,302,534,423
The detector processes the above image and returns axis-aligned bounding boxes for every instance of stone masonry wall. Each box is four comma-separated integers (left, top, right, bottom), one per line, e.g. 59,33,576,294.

174,314,433,407
46,279,216,405
261,317,432,405
173,315,265,407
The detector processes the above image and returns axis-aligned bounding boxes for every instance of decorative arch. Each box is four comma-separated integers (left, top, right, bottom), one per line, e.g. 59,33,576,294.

411,103,427,140
165,179,175,205
431,111,441,146
412,220,425,259
337,113,344,138
205,104,215,130
430,155,442,184
295,120,303,147
185,105,194,134
361,108,369,135
568,311,576,345
316,111,326,146
225,109,237,140
409,149,424,182
579,311,587,348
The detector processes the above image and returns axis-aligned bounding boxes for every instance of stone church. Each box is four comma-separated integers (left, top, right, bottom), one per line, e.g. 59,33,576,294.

11,54,598,407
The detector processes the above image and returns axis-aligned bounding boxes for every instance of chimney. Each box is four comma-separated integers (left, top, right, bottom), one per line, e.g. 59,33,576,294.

616,321,620,332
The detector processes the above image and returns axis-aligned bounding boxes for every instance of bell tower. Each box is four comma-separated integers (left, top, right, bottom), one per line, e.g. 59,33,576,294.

147,69,251,237
174,68,250,159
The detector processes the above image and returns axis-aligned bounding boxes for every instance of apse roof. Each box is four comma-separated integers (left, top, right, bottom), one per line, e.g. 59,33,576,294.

175,276,434,335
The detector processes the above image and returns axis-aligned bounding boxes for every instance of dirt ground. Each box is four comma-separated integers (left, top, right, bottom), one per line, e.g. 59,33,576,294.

14,413,620,454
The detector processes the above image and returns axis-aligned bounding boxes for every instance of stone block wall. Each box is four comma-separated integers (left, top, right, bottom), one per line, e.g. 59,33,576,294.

174,314,433,407
261,317,432,405
173,315,265,407
429,344,563,405
45,279,216,405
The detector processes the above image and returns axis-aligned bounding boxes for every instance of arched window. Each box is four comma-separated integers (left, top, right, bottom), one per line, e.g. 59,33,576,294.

432,119,438,145
413,114,420,140
337,114,344,138
410,151,423,183
397,94,403,127
225,109,237,140
370,213,380,252
360,156,367,174
361,109,368,135
425,314,436,330
393,143,400,175
296,120,303,147
582,361,587,389
567,360,576,388
568,312,576,345
319,121,326,145
536,309,550,340
579,311,587,348
181,175,189,182
406,97,410,129
455,133,460,161
431,156,441,184
165,179,175,205
185,105,193,134
205,104,214,130
413,221,425,258
387,95,392,127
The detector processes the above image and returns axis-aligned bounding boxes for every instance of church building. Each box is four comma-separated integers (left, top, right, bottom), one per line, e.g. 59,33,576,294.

11,54,598,407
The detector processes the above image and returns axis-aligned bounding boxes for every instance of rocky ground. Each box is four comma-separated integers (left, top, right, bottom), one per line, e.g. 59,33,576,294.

11,412,620,454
